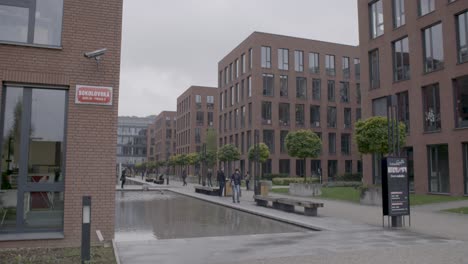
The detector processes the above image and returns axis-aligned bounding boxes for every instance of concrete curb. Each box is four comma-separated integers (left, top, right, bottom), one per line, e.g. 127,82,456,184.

112,239,121,264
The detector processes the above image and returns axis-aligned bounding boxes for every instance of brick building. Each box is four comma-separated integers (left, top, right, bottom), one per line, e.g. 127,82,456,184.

358,0,468,195
150,111,177,166
117,116,155,166
0,0,122,247
218,32,361,180
176,86,217,175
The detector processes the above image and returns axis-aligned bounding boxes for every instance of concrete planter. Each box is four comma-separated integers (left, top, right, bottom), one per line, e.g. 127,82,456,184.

289,183,322,197
360,186,382,206
259,180,272,191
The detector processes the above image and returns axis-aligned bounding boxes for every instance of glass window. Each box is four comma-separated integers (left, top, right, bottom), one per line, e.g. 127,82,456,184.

195,128,201,143
345,160,352,174
241,53,246,74
393,37,410,81
261,46,271,68
311,160,321,178
241,106,245,128
248,103,252,126
0,5,29,43
341,134,351,155
261,101,272,125
397,91,410,132
207,112,214,127
344,108,352,129
327,106,337,128
419,0,435,16
263,130,274,153
196,111,204,126
280,75,288,97
370,0,384,38
325,55,335,76
309,52,319,74
278,48,289,70
294,50,304,72
327,80,335,102
457,11,468,63
279,159,290,174
454,75,468,128
356,108,362,121
393,0,405,28
279,103,290,127
428,144,450,193
463,143,468,195
280,131,288,153
329,133,336,154
249,48,253,69
342,57,350,79
296,77,307,99
423,23,444,73
236,83,240,103
295,104,305,127
369,49,380,89
372,96,387,116
230,87,234,106
262,74,274,96
207,96,214,110
234,109,238,129
247,76,252,97
235,59,239,78
356,83,361,104
423,83,441,132
340,82,350,103
354,58,360,80
296,159,305,177
312,79,321,100
229,63,233,83
310,105,320,128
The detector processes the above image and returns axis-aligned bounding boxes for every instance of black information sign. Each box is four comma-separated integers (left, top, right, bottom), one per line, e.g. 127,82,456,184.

381,157,410,216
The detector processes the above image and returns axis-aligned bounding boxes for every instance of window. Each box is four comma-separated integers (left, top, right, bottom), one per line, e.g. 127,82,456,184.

229,63,233,82
356,108,362,121
325,55,335,76
457,11,468,63
372,96,387,116
241,80,245,101
224,67,228,85
295,104,305,126
248,76,252,97
309,52,319,74
369,49,380,89
278,48,289,70
249,48,253,69
370,0,384,39
454,75,468,128
0,0,64,46
423,23,444,73
261,46,271,68
236,84,240,103
397,91,410,132
263,130,274,153
356,83,361,104
428,144,450,193
234,108,238,129
279,160,290,174
294,50,304,72
207,112,214,127
247,131,252,150
280,75,288,97
279,103,290,126
327,80,335,102
393,37,410,81
241,133,245,154
340,82,350,103
263,74,274,96
463,143,468,195
342,57,350,79
311,160,321,177
207,95,214,109
354,58,360,80
224,114,227,131
393,0,406,28
230,87,235,106
229,112,232,130
223,91,227,109
296,160,305,177
235,59,239,78
296,77,307,99
262,159,272,175
357,160,363,174
280,131,288,153
344,108,352,129
345,160,353,174
312,79,321,100
419,0,435,16
241,53,246,74
248,103,252,126
422,83,441,132
261,101,272,125
195,94,202,109
196,111,204,126
327,106,337,128
341,134,351,155
310,105,320,128
329,133,336,154
195,128,201,143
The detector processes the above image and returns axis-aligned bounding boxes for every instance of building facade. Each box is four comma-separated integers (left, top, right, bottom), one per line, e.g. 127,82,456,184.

117,116,155,166
147,123,156,162
0,0,122,247
176,86,218,175
218,32,361,180
358,0,468,196
151,111,177,165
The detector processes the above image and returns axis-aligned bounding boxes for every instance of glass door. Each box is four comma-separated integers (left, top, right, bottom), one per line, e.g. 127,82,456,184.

428,145,450,194
463,143,468,195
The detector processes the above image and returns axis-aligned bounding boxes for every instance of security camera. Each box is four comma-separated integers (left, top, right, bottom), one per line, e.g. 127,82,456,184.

84,48,107,59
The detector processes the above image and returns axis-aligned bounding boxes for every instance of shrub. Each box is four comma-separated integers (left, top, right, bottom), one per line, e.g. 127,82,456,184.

336,173,362,182
272,177,320,186
262,173,289,181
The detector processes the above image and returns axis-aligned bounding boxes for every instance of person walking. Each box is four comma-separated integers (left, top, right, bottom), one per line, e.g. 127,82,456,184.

231,169,241,203
207,168,213,187
217,168,225,197
120,168,127,189
245,171,251,191
182,169,187,186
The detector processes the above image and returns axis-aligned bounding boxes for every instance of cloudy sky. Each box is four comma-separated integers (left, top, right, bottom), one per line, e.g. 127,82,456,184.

118,0,359,117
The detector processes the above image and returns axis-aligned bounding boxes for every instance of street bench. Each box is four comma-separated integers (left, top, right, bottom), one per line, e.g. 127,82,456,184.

254,195,323,216
195,186,220,196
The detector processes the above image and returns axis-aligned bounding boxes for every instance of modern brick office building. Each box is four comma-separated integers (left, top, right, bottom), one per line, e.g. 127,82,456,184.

218,32,361,181
0,0,122,247
176,86,217,175
117,115,155,166
150,111,177,166
358,0,468,196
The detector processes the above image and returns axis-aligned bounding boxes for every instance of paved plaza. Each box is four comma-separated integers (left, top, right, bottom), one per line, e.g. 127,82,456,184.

114,179,468,264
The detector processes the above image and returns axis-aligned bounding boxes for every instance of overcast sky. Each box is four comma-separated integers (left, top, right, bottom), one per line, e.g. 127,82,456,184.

118,0,359,117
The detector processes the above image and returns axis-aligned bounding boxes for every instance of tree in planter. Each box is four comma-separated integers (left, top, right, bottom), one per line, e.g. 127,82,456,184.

217,144,240,177
187,152,201,183
285,130,322,182
247,143,270,180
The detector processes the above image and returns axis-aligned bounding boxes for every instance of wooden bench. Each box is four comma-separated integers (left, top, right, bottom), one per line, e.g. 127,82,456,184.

194,186,220,196
254,195,323,216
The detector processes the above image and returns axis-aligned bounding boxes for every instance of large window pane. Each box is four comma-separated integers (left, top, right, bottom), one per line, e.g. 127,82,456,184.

296,77,307,99
294,50,304,72
309,52,319,74
312,79,321,100
393,0,405,28
369,49,380,89
278,48,289,70
23,191,64,230
279,103,290,127
393,37,410,81
0,5,29,43
325,55,335,77
422,84,441,132
397,91,410,132
457,11,468,63
261,101,272,125
295,104,304,127
280,75,288,97
34,0,63,46
428,145,449,193
423,23,444,73
454,75,468,128
464,143,468,195
419,0,435,16
342,57,350,79
310,105,320,128
370,0,384,38
327,106,337,128
261,46,271,68
262,74,274,96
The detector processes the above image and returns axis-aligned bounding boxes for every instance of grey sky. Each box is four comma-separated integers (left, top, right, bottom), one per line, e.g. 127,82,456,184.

118,0,359,117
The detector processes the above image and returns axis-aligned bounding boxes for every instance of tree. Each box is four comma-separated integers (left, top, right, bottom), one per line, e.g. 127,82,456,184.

355,116,406,155
285,130,322,182
217,144,240,176
248,143,270,179
205,128,218,168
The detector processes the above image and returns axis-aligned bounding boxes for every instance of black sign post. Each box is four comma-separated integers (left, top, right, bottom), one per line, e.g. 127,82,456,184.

382,157,410,227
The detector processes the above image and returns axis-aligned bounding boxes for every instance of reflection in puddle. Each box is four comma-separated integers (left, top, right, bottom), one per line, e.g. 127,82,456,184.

115,191,308,241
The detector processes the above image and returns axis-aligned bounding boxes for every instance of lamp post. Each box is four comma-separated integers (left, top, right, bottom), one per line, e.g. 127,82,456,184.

81,196,91,263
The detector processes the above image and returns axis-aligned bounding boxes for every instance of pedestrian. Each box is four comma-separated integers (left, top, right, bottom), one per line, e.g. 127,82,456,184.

120,168,127,189
207,168,213,187
217,168,225,197
182,169,187,186
231,168,241,203
245,171,251,191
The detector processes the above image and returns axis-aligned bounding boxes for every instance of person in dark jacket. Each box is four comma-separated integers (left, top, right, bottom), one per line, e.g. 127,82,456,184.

120,168,127,189
217,168,225,197
231,169,241,203
182,170,187,186
245,171,251,191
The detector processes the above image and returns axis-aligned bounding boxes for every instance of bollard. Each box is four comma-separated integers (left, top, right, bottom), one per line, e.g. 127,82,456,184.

81,196,91,263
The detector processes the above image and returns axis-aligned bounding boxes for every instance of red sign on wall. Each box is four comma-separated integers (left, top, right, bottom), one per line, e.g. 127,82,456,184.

75,85,113,106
